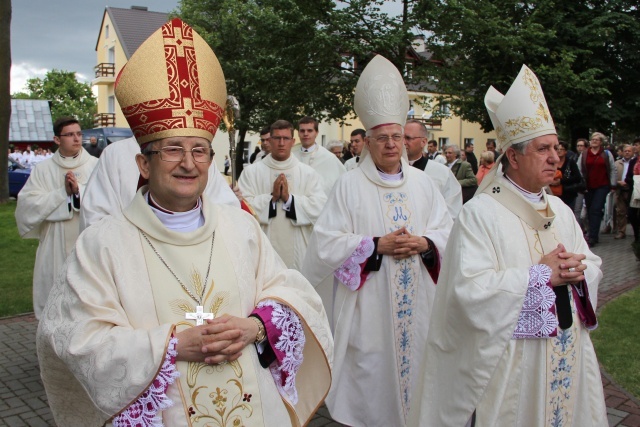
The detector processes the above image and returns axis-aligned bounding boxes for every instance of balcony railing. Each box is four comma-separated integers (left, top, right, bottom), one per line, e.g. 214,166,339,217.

94,113,115,128
407,116,443,129
94,63,115,78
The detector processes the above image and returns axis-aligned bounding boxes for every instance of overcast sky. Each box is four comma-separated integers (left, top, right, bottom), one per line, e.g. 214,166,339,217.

10,0,179,94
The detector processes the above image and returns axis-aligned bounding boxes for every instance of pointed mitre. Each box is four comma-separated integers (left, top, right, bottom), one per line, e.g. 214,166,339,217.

484,64,556,151
115,18,227,145
354,55,410,130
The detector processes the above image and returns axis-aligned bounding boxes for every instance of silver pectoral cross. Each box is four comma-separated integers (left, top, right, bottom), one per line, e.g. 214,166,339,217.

185,305,214,326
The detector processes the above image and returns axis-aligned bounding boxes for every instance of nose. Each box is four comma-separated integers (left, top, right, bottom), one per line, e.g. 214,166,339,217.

549,146,560,164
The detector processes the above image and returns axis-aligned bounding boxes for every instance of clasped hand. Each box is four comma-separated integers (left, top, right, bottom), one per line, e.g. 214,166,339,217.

175,314,259,365
271,174,289,203
377,227,429,260
64,171,79,196
539,243,587,287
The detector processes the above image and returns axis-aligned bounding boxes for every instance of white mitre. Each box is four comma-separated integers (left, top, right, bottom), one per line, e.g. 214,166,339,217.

354,55,410,130
484,64,556,152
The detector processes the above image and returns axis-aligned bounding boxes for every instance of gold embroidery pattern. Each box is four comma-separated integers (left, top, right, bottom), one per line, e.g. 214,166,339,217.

502,68,552,138
188,378,253,426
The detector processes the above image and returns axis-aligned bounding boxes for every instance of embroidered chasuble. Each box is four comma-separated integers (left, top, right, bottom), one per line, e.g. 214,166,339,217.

293,144,345,196
15,148,98,318
301,154,452,427
37,189,333,427
238,155,326,270
409,175,607,427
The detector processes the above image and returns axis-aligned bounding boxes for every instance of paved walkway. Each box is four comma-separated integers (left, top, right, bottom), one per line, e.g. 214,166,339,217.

1,231,638,427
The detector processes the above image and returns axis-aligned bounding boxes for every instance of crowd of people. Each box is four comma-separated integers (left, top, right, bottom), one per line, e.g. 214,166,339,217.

13,18,633,427
8,145,54,168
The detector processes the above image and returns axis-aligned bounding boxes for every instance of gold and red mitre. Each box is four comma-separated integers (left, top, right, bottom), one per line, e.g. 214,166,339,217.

115,18,227,145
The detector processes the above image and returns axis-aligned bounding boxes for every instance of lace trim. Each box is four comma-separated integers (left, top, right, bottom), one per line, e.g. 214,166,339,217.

257,300,305,405
513,264,559,339
334,237,375,291
113,337,180,427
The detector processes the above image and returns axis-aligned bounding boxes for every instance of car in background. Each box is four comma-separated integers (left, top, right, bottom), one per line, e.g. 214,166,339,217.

8,158,31,197
82,127,133,151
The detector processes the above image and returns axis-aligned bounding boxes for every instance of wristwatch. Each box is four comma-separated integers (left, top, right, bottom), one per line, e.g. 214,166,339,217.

250,316,266,343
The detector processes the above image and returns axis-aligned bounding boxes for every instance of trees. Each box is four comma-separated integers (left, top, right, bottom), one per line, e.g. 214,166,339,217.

0,0,11,202
13,70,97,130
178,0,416,177
413,0,640,142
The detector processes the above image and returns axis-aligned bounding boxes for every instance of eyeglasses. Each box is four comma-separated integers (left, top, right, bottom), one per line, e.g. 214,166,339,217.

148,146,213,163
372,134,403,144
260,138,270,143
403,135,423,141
59,132,83,138
270,136,293,142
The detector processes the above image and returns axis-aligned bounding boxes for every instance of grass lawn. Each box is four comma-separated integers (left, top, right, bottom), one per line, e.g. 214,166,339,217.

592,286,640,399
0,200,37,317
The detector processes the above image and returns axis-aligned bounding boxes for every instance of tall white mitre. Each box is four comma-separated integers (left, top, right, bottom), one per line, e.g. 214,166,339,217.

484,64,557,152
354,55,410,130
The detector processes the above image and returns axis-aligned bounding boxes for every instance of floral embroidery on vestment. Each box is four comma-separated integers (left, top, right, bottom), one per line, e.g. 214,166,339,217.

513,264,558,339
113,337,180,427
257,300,305,404
334,237,375,290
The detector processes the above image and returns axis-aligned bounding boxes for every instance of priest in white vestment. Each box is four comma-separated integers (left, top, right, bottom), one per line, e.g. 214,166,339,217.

238,120,326,270
405,119,462,218
37,19,332,427
293,116,345,196
15,116,98,319
344,128,366,171
80,136,239,231
408,65,607,427
301,55,453,427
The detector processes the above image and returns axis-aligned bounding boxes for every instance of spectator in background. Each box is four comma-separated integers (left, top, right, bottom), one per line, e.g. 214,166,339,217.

85,136,103,158
464,142,478,174
551,140,583,211
625,149,640,242
328,140,346,163
249,146,261,164
578,131,616,246
223,155,231,175
475,150,495,185
613,144,633,239
254,126,271,163
344,128,366,171
445,144,477,204
427,139,446,164
485,139,499,163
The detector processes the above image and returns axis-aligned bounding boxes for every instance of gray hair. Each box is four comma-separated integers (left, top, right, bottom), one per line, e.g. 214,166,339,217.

500,139,533,171
444,144,460,156
327,140,345,150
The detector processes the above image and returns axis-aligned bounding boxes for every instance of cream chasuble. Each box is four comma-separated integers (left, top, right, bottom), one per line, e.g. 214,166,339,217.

301,154,452,427
409,175,607,427
37,189,333,427
238,155,326,270
15,148,98,318
293,144,346,196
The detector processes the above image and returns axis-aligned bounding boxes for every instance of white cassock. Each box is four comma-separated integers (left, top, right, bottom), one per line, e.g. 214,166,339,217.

344,155,360,171
408,174,607,427
293,144,345,196
79,137,239,231
301,154,453,427
238,154,327,270
37,190,333,427
423,159,463,219
15,148,98,319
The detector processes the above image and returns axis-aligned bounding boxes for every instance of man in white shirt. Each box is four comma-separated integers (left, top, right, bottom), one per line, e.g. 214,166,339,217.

293,116,345,195
426,139,446,164
344,128,366,171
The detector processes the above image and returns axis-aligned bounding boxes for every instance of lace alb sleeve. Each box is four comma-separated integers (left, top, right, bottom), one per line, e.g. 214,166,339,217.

334,237,375,291
113,336,180,427
512,264,559,339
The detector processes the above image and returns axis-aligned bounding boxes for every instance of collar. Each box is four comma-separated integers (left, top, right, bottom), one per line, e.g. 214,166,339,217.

301,143,318,153
447,159,458,168
504,174,544,203
145,191,204,232
377,165,403,182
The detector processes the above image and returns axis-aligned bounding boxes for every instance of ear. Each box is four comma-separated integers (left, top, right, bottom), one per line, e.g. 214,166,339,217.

53,137,61,147
135,153,151,180
505,147,519,170
365,136,372,150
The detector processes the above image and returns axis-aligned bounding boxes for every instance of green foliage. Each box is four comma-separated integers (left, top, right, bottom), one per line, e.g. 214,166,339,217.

0,201,37,317
15,69,97,130
591,286,640,399
413,0,640,140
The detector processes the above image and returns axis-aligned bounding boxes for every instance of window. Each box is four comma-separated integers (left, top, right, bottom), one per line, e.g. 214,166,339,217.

108,47,115,64
438,137,449,148
404,62,413,79
105,25,109,39
439,102,451,116
321,135,326,147
464,138,474,146
108,96,115,114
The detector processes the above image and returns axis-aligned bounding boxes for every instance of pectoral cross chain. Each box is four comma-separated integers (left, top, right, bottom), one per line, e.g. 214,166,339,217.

185,305,214,326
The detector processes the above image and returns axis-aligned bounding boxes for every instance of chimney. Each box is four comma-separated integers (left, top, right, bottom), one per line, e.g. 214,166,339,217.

130,5,148,11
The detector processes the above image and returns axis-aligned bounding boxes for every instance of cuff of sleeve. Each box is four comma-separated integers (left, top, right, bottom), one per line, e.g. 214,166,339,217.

512,264,558,339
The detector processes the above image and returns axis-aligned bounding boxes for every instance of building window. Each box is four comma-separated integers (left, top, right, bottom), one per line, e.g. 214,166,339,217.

438,137,449,149
464,138,474,147
108,96,115,114
405,62,413,79
108,47,115,64
105,25,109,39
439,102,451,116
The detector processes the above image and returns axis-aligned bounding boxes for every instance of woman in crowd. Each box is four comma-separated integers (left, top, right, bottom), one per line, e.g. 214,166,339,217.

578,132,616,247
475,151,494,185
550,140,583,210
